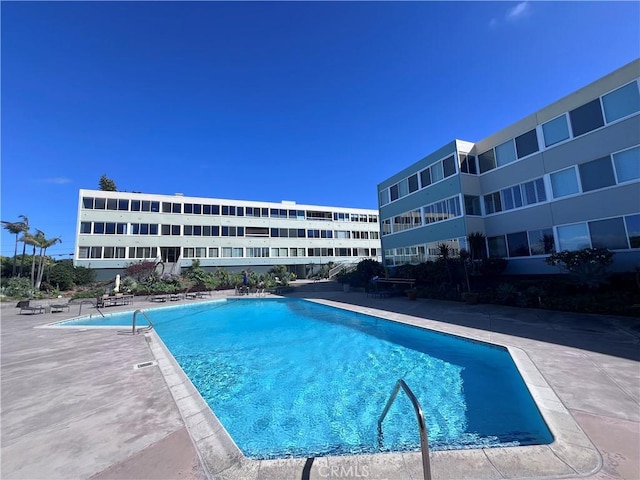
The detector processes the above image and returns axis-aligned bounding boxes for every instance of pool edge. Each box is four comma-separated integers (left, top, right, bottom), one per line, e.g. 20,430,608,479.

146,298,602,480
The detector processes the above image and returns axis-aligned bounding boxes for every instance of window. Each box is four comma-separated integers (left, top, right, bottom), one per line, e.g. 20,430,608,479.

484,192,502,214
173,225,181,235
528,228,555,255
382,219,391,236
550,167,579,198
501,185,523,211
118,199,129,211
173,203,182,213
506,231,530,257
625,214,640,248
80,222,92,234
522,178,547,205
184,204,193,214
478,149,496,173
488,235,507,257
389,184,399,201
78,247,89,259
379,189,390,206
515,129,539,158
495,140,517,167
246,227,269,237
579,156,615,192
90,247,102,259
162,202,172,213
443,155,456,177
131,200,141,211
208,247,219,258
398,179,409,198
613,146,640,183
408,174,419,193
93,222,105,234
569,99,604,137
183,225,193,236
419,168,431,188
94,198,106,209
557,223,590,251
82,197,93,209
464,195,482,216
117,223,126,235
195,247,206,258
459,153,477,174
542,115,570,147
106,199,117,210
602,82,640,123
105,223,116,235
249,247,270,257
589,218,628,250
431,162,444,182
184,248,195,258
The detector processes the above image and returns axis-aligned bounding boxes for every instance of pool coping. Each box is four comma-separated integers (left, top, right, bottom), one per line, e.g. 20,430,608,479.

136,297,602,480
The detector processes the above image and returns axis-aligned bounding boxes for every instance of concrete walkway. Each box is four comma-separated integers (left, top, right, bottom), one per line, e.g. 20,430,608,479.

1,286,638,479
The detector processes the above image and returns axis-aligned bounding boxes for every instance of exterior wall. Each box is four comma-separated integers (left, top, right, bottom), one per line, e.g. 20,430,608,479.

75,190,381,279
378,59,640,273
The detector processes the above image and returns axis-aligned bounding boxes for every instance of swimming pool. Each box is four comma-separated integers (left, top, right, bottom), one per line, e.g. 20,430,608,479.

59,298,553,459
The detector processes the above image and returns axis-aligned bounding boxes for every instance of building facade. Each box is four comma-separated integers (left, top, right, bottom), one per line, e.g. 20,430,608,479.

74,190,381,280
378,59,640,274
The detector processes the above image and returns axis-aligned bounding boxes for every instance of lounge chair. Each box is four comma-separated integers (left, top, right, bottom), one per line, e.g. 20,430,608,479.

50,303,71,313
16,300,45,315
150,294,168,302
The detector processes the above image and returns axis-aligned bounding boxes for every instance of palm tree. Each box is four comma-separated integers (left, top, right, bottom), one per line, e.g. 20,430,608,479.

1,218,26,276
35,234,62,290
17,215,29,277
21,231,40,288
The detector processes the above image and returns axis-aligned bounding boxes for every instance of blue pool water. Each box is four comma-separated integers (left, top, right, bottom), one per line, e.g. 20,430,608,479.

60,298,553,458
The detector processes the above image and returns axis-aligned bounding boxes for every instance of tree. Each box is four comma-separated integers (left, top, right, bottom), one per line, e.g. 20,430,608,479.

21,231,40,287
99,174,117,191
17,215,29,277
1,219,25,276
34,233,62,290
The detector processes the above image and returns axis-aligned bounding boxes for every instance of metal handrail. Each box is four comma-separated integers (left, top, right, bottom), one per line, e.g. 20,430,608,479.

378,379,431,480
75,300,105,318
132,309,155,334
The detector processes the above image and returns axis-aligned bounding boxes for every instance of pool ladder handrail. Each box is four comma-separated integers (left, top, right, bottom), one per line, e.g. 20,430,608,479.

132,309,155,334
378,379,432,480
75,300,105,318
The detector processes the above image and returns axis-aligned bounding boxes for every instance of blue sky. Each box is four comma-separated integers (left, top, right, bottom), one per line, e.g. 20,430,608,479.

1,1,639,259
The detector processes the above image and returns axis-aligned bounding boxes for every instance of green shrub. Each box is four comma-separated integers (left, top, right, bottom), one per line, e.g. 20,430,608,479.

545,248,614,289
1,276,36,298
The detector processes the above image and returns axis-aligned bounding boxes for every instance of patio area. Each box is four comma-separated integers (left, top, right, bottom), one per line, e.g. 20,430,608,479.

1,284,638,479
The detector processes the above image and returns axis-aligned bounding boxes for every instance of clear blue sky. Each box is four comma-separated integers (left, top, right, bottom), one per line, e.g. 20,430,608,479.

2,1,639,259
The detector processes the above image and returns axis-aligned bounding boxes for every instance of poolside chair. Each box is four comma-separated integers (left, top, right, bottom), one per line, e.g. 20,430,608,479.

50,302,71,313
16,300,45,315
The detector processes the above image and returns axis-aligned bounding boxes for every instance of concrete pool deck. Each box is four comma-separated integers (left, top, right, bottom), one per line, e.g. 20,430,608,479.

1,284,639,479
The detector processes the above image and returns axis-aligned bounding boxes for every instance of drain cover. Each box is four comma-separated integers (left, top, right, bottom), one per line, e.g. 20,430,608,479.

133,361,158,370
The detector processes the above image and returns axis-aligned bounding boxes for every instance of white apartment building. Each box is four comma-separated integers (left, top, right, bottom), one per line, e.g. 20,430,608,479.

74,190,382,280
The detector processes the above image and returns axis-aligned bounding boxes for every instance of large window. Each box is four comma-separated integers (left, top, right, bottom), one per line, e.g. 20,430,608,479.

579,156,616,192
602,81,640,123
488,236,507,257
459,153,478,174
495,140,517,167
528,228,555,255
557,223,590,251
625,214,640,248
589,218,628,250
569,99,604,137
464,195,482,216
515,129,539,158
542,115,570,147
507,231,530,257
613,146,640,183
478,149,496,173
550,167,579,198
393,210,422,232
483,192,502,215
